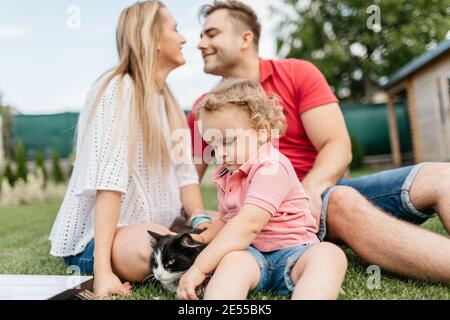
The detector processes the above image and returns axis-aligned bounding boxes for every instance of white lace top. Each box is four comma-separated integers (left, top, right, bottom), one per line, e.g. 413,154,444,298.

49,73,199,257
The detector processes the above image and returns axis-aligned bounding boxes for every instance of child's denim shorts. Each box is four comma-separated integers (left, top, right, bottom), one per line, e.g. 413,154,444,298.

63,238,95,275
246,244,314,296
318,163,437,241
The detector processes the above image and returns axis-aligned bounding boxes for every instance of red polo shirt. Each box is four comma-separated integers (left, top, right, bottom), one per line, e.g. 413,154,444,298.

187,58,339,181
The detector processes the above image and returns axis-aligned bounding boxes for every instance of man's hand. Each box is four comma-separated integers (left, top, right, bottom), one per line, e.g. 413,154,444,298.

176,265,206,300
301,181,327,228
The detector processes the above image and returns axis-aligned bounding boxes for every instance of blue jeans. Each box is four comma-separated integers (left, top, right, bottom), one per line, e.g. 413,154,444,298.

246,244,314,296
318,163,437,241
63,239,95,275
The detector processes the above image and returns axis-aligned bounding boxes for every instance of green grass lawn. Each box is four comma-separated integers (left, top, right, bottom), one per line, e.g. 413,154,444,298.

1,187,449,300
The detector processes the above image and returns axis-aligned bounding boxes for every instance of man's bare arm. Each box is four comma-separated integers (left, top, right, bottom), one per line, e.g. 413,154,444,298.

300,103,352,221
195,162,209,182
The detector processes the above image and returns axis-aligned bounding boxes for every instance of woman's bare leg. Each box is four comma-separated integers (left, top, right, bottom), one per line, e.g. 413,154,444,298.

111,223,173,283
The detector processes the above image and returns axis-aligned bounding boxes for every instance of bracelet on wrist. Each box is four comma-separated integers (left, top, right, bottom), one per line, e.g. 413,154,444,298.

191,214,212,229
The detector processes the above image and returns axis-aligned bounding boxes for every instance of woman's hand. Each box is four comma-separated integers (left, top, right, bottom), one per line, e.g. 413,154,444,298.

176,265,206,300
93,272,132,298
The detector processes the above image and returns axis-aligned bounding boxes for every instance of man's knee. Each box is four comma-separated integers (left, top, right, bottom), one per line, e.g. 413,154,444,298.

410,163,450,209
327,186,362,215
325,186,369,241
433,163,450,193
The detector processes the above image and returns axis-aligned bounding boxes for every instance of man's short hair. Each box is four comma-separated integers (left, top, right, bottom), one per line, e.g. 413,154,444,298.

199,0,261,48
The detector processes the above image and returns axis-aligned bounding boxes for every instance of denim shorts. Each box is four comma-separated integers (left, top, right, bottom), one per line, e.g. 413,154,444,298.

318,163,437,241
246,244,314,296
63,239,95,275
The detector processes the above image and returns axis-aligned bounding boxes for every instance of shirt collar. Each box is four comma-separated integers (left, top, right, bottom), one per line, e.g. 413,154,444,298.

213,166,230,182
259,58,273,83
212,142,274,182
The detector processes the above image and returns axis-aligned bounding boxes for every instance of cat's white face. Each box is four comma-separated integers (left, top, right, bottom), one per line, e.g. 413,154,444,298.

152,249,183,292
148,231,207,294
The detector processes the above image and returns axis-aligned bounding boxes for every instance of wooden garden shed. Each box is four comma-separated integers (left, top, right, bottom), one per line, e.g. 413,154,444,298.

382,39,450,166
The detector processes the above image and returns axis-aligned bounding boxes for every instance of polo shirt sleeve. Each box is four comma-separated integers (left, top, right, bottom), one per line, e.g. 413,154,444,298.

291,59,339,114
244,161,292,216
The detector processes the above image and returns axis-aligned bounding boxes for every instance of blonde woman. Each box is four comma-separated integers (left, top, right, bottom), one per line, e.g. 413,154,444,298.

49,1,209,298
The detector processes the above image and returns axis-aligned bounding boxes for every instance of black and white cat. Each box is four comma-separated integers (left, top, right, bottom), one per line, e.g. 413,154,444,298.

147,229,207,293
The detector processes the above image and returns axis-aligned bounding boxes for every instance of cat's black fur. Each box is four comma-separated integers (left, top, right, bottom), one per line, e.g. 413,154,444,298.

147,215,207,293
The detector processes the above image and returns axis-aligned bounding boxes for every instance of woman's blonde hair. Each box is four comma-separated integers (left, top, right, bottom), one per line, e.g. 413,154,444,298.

195,79,287,138
78,0,186,174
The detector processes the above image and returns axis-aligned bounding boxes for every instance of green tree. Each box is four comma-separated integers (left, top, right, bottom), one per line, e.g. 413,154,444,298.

35,150,48,187
0,95,14,159
274,0,450,102
66,149,76,177
15,140,28,182
51,150,65,183
3,161,16,187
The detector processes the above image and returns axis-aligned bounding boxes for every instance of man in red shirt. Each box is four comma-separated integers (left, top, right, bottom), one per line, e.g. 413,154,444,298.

188,1,450,283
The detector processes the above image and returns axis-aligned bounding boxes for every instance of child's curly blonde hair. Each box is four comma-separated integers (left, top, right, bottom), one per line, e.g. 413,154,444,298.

194,79,287,138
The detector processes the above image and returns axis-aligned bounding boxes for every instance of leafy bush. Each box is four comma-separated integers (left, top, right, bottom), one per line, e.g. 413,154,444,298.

66,151,75,177
34,150,45,167
3,161,16,187
350,135,365,170
51,150,65,183
15,140,28,182
34,150,48,187
0,170,66,206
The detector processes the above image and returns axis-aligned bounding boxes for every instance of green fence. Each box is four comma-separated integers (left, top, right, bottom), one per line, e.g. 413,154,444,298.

11,102,412,160
341,101,412,156
12,112,79,160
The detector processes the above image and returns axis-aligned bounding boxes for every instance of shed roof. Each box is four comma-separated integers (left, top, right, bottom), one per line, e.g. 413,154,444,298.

381,38,450,90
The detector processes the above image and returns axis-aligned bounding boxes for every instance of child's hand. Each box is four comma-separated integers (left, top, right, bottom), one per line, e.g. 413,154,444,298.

301,180,326,227
176,265,207,300
196,221,211,230
190,233,206,243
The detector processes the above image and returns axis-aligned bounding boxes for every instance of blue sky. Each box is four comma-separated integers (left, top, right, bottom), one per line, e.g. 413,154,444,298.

0,0,280,114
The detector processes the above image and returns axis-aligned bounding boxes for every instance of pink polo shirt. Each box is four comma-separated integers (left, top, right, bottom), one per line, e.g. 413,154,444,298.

214,142,320,252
